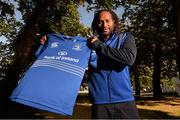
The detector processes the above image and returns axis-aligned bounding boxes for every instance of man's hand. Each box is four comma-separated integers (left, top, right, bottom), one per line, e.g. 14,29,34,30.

40,35,47,45
87,36,98,48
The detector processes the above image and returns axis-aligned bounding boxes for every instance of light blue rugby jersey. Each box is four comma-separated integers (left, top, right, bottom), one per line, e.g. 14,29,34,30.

10,33,91,116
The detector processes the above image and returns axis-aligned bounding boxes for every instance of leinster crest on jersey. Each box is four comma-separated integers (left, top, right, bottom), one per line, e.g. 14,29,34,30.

51,42,59,48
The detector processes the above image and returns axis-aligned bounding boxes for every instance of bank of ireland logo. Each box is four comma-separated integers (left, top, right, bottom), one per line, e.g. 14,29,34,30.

72,44,82,51
51,42,59,48
58,51,68,56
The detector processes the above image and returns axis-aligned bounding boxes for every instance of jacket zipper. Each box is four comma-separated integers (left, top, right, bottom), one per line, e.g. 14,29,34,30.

107,71,111,103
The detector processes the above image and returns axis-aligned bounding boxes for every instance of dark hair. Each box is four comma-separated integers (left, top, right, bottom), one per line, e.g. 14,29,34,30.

91,9,120,35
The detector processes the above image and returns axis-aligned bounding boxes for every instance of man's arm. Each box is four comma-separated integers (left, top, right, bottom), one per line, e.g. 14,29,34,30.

88,33,137,66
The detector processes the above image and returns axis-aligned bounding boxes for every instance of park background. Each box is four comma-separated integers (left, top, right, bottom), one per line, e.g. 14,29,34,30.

0,0,180,119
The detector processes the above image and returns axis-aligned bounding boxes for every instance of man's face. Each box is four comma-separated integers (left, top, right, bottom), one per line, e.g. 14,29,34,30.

96,11,115,39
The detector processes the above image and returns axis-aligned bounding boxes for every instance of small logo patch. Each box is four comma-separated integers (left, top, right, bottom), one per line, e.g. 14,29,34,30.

72,44,82,51
51,42,59,48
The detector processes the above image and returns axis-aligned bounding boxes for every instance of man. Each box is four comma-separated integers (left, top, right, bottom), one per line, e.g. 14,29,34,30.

40,9,139,119
87,9,139,119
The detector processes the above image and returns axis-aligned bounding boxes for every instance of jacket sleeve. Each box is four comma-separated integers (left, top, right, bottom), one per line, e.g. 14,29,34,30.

35,45,47,58
91,33,137,66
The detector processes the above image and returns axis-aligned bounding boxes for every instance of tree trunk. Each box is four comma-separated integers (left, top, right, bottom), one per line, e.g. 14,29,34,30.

152,41,163,99
134,68,140,96
175,0,180,79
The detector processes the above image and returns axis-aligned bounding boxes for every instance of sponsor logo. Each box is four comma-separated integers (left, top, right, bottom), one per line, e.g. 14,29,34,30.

58,51,68,56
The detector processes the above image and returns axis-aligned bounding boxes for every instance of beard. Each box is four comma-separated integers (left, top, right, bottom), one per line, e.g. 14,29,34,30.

97,28,114,40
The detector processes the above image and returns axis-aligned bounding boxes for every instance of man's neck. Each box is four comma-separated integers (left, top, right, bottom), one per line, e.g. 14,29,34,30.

103,35,110,41
99,34,112,41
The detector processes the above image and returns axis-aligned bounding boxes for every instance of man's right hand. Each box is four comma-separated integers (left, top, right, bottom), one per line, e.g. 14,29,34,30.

40,35,47,45
87,36,98,49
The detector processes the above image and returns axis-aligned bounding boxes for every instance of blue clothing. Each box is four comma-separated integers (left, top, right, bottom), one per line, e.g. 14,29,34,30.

10,34,91,116
88,32,137,104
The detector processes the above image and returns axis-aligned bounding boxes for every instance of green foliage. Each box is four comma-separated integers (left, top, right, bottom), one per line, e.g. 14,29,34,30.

16,0,90,36
122,0,178,92
0,42,15,80
0,1,22,41
0,20,9,34
0,1,14,17
86,0,139,10
0,1,22,80
139,65,153,91
49,1,90,36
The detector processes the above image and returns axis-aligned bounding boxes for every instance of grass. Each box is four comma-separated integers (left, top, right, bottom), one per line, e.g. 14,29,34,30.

136,96,180,119
0,93,180,119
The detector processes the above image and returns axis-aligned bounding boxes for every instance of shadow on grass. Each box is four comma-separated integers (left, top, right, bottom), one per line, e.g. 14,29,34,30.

138,108,180,119
0,95,179,119
0,101,91,119
0,102,45,119
135,95,180,106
